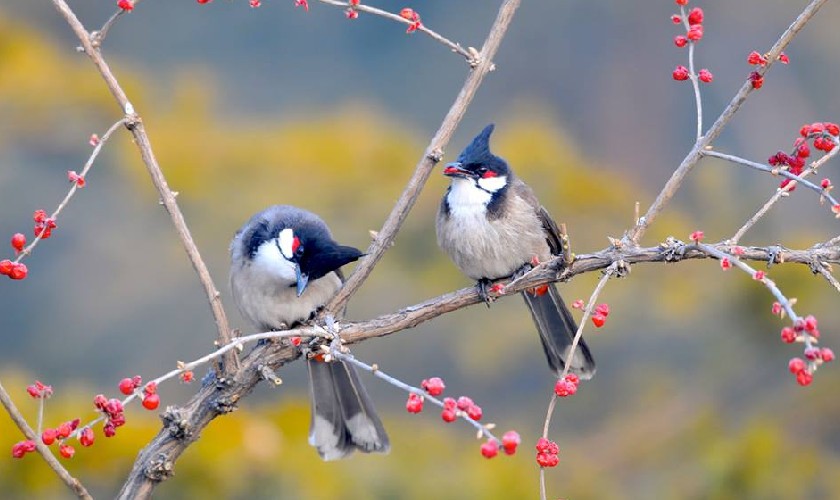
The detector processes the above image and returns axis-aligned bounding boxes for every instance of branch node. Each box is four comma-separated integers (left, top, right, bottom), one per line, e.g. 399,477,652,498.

258,365,283,386
161,408,192,440
427,148,445,163
211,394,240,415
660,236,687,262
144,453,175,482
767,245,784,267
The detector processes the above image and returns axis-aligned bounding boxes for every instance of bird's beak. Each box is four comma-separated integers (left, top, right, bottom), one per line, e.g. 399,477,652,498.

295,265,309,297
443,162,471,178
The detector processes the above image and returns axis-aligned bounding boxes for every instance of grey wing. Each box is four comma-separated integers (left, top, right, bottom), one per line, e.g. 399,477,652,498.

511,179,563,255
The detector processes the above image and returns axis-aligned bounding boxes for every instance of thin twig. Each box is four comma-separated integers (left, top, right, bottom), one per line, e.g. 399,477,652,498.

813,262,840,293
679,5,703,140
330,349,501,443
729,144,840,244
50,0,237,374
317,0,476,65
628,0,828,244
539,263,617,500
703,150,837,206
13,119,126,263
324,0,522,315
0,380,92,500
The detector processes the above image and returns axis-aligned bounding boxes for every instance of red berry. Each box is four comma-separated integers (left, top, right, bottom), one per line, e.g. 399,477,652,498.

399,8,418,21
117,0,134,11
79,427,95,447
345,8,359,19
595,303,610,317
536,452,560,468
554,379,578,397
441,408,457,422
771,302,782,316
142,393,160,410
110,413,126,427
456,396,474,411
805,347,821,361
686,24,703,41
753,270,765,280
11,233,25,252
720,257,732,270
57,422,73,439
747,51,766,66
33,210,47,223
105,398,124,416
9,262,27,280
675,0,688,5
690,230,704,243
181,370,194,383
698,69,713,83
536,437,559,455
672,65,690,81
671,15,682,25
290,336,302,346
821,178,831,189
750,72,764,89
780,327,796,343
12,440,36,459
687,7,703,25
501,431,521,455
59,444,75,459
349,0,359,4
249,0,260,6
294,0,309,10
565,373,580,387
591,313,606,328
41,428,57,446
93,394,107,409
821,348,835,362
779,52,790,64
480,439,499,459
466,404,483,421
827,123,840,136
0,259,12,276
421,377,446,396
796,370,813,387
571,299,585,310
804,315,818,332
788,357,806,374
103,423,117,437
442,397,457,410
732,246,745,256
405,393,424,414
674,35,688,48
144,381,157,395
118,378,135,395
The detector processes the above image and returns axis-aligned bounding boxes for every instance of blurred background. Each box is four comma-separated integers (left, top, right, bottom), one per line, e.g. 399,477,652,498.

2,1,840,498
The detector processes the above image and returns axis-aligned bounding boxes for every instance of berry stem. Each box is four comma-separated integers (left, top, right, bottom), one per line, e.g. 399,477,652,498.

540,262,616,500
680,5,704,140
13,118,126,264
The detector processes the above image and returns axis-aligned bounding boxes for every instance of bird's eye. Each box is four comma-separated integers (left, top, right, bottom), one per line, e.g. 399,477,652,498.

476,166,488,175
295,244,305,257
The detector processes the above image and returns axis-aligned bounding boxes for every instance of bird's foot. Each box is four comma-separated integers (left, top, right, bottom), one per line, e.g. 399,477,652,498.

476,278,495,307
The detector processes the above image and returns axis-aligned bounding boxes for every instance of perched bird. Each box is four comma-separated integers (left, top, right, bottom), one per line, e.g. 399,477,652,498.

436,124,596,379
230,205,389,460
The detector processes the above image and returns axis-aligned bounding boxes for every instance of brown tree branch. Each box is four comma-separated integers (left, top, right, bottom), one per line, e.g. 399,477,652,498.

627,0,828,244
0,380,92,499
50,0,237,374
325,0,522,315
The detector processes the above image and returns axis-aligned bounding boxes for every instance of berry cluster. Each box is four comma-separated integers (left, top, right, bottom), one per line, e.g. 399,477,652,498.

535,437,560,468
67,171,86,188
746,50,789,89
768,122,839,191
399,8,422,33
405,376,519,459
117,0,134,11
94,394,127,438
778,314,833,386
345,0,360,19
554,374,581,397
670,1,712,84
11,381,90,460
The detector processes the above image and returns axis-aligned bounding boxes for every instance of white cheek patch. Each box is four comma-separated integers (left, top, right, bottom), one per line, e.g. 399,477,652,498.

253,240,297,283
477,175,507,193
277,228,295,260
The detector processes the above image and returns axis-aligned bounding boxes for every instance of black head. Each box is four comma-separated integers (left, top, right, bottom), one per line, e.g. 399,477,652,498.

443,124,511,181
239,206,363,296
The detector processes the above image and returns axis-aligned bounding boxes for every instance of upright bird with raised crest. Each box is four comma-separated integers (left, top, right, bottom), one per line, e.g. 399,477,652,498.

436,124,596,379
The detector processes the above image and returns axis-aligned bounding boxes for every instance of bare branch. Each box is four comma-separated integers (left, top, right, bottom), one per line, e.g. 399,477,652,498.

0,381,92,499
50,0,237,374
325,0,522,315
317,0,476,65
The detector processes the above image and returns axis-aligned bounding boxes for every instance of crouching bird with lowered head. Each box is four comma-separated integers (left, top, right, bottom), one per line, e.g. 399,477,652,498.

230,205,389,460
436,124,596,379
